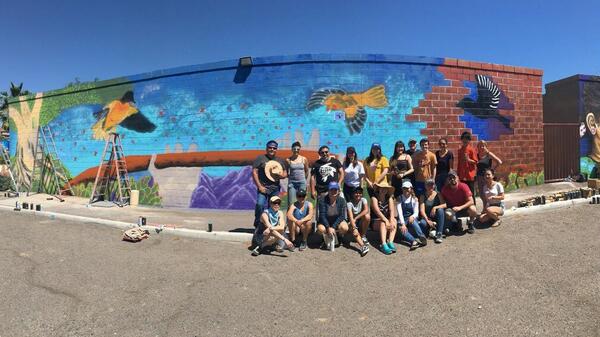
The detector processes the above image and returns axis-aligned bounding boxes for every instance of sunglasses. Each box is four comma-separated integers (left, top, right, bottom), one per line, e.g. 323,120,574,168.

272,201,281,205
439,143,447,146
292,147,300,151
297,195,306,198
268,147,278,150
448,176,457,180
319,151,329,155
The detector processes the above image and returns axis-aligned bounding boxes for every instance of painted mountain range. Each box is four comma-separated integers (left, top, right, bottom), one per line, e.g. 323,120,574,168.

190,166,257,209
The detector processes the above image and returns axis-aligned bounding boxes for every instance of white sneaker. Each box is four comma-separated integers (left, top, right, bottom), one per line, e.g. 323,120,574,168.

429,230,437,238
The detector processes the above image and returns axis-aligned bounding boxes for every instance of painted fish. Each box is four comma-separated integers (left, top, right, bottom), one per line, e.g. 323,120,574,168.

306,85,388,134
91,91,156,140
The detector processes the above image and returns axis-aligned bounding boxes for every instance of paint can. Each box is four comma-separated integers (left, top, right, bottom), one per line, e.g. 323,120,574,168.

208,223,213,232
14,201,21,211
22,202,29,210
36,204,41,211
541,195,546,205
138,216,147,226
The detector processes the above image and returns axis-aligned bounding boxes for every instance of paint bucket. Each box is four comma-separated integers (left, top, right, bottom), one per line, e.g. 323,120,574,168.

36,204,41,211
22,202,29,210
138,216,147,226
208,223,213,232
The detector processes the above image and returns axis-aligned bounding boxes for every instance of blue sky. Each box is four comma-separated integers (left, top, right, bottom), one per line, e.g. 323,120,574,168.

1,0,599,93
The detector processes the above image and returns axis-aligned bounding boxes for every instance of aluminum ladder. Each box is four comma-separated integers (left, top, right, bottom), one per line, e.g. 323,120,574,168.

0,142,19,196
89,133,132,207
29,125,73,199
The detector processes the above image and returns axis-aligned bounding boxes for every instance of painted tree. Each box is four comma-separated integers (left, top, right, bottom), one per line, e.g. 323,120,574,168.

8,93,43,188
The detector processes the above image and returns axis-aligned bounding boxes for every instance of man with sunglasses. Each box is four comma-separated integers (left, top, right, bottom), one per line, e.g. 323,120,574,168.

438,170,477,234
310,145,344,200
252,140,288,231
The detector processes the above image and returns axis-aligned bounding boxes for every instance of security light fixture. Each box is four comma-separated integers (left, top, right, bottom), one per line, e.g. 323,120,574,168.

239,56,253,67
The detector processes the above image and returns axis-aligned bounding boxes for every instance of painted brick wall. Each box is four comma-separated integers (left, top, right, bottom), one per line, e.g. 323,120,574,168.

7,54,543,208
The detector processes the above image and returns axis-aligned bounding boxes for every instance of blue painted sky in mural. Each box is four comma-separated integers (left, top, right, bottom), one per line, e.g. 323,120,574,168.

41,60,447,178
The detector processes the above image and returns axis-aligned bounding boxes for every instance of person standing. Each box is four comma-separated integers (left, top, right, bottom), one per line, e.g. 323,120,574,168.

476,140,502,206
389,140,414,198
286,141,309,205
252,140,288,230
457,131,477,205
342,146,365,200
311,145,344,200
412,138,437,197
435,137,454,192
364,143,389,197
405,139,417,187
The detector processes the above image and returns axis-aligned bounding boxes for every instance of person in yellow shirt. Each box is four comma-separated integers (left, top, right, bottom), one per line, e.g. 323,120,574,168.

364,143,389,197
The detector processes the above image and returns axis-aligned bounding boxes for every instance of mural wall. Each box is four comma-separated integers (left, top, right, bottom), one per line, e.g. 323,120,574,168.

580,76,600,178
8,54,544,209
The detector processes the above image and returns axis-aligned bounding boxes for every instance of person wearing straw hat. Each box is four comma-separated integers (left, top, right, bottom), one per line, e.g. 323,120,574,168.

251,195,295,256
252,140,288,230
369,180,397,255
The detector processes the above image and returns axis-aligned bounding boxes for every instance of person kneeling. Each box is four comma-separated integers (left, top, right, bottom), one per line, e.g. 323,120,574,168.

252,196,295,256
478,169,504,228
439,170,478,234
317,182,352,253
286,188,314,251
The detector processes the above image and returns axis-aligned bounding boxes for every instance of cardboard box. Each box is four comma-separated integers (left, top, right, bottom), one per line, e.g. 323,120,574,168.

588,179,600,189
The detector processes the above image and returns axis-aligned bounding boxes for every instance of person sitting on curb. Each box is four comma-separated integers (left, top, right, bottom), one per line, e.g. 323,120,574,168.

251,196,295,256
317,182,348,252
370,181,397,255
347,186,371,247
397,181,428,250
439,170,478,234
286,188,314,251
419,178,445,243
477,169,505,228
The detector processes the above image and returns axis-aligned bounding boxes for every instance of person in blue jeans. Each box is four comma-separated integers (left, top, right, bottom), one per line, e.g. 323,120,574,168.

251,140,288,237
286,141,309,206
286,188,314,251
419,178,445,244
396,181,428,250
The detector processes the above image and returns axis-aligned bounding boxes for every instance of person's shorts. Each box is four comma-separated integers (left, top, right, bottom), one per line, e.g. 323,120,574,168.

456,208,470,218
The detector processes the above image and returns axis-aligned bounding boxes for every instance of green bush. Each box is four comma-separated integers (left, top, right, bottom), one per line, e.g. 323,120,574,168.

0,175,12,191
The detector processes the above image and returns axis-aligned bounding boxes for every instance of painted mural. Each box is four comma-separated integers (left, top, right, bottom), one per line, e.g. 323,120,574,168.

457,74,514,141
7,54,540,209
580,80,600,178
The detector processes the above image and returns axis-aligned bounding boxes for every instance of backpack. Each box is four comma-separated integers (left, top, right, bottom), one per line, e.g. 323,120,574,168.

122,227,150,242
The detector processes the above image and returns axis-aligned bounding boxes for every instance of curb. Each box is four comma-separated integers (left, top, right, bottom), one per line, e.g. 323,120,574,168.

502,198,591,218
0,205,253,243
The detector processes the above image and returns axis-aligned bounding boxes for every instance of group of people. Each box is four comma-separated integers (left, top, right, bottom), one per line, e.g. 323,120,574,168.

250,131,505,257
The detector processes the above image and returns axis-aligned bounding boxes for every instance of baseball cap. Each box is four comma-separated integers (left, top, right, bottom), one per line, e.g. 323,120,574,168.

269,195,281,203
266,140,278,149
402,181,413,189
328,182,340,190
447,170,458,177
371,143,381,149
296,189,307,197
425,178,435,186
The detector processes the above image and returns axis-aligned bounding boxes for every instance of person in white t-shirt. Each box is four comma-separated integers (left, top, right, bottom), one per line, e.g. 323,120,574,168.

342,146,365,200
346,187,371,248
478,169,505,227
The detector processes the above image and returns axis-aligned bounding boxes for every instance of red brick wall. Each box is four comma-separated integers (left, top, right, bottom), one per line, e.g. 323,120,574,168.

406,58,544,179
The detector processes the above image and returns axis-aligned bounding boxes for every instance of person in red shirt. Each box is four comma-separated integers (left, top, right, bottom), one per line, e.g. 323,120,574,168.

457,131,478,205
439,170,478,234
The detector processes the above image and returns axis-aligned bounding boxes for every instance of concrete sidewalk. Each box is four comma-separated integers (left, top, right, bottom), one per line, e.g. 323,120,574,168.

0,180,589,239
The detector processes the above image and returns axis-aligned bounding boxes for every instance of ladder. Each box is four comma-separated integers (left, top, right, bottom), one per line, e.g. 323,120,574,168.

29,125,73,199
0,142,19,196
89,133,132,207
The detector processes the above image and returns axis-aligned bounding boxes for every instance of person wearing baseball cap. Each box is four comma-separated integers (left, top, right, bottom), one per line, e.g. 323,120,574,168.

316,182,350,253
364,142,390,198
439,169,477,234
286,188,314,251
251,195,295,256
397,180,428,250
419,178,445,243
251,140,288,234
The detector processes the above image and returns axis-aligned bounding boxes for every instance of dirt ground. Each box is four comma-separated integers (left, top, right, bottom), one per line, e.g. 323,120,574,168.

0,202,598,336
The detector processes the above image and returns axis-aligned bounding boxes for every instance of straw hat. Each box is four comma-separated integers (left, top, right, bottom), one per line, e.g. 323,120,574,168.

264,160,284,182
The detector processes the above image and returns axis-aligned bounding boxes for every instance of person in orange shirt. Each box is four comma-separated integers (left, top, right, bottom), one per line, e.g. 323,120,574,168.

457,131,478,205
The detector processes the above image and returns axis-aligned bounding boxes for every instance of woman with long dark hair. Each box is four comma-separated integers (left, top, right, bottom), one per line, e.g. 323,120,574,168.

364,143,389,197
435,137,454,192
343,146,365,200
389,140,414,198
476,140,502,206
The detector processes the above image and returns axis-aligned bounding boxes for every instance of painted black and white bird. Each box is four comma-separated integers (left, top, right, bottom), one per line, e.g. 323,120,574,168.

457,75,512,129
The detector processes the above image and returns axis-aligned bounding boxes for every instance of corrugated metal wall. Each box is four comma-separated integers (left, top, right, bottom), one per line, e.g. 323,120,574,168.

543,123,579,181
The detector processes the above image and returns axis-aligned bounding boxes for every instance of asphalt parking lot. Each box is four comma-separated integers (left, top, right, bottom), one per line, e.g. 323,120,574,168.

0,204,598,337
